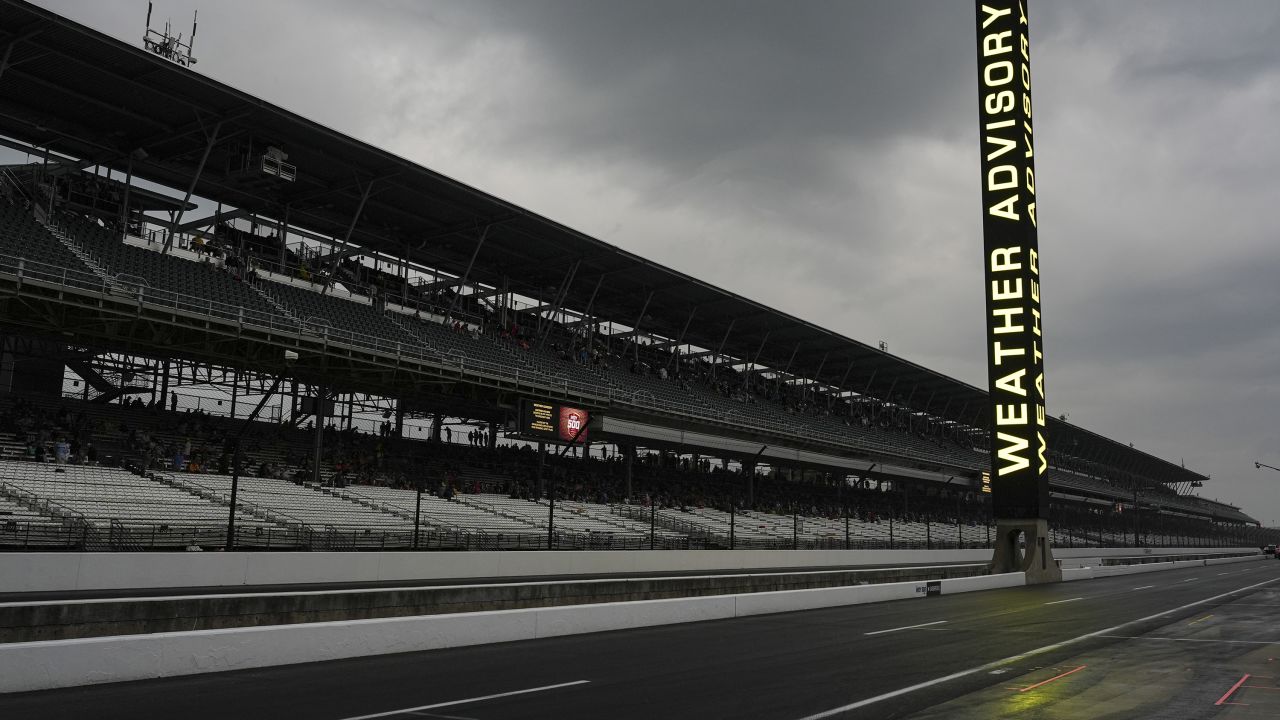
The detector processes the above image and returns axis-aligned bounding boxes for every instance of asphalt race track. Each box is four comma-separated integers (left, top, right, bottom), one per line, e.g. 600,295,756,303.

2,562,1277,719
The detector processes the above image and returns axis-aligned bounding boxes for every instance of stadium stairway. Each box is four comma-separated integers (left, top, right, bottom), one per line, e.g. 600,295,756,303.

246,279,302,324
39,219,128,295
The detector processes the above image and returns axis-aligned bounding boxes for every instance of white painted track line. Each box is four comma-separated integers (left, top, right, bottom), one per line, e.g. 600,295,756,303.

1098,635,1280,646
337,680,590,720
1044,597,1083,605
793,576,1280,720
864,620,948,636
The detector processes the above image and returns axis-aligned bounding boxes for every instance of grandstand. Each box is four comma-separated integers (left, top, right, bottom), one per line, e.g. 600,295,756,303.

0,0,1272,556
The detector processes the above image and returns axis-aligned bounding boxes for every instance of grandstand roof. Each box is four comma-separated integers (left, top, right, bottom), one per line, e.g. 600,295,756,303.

0,0,1208,488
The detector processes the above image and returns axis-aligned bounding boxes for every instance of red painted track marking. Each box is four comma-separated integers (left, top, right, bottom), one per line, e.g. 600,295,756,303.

1018,665,1087,693
1215,674,1251,706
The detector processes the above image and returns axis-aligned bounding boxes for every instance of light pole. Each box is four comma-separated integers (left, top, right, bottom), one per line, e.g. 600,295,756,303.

544,420,589,550
1256,461,1280,473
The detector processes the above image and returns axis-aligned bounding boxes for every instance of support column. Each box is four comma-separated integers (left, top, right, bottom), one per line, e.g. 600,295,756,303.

623,291,655,363
444,225,490,321
536,260,580,349
775,343,801,395
229,369,239,419
570,275,605,359
159,360,171,411
743,332,771,391
150,360,160,405
321,179,374,293
119,153,134,242
537,442,547,498
710,320,736,380
311,387,327,486
164,121,222,253
990,519,1061,582
624,444,635,501
278,206,290,272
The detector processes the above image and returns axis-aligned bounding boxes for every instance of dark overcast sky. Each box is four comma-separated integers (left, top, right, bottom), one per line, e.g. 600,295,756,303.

36,1,1280,525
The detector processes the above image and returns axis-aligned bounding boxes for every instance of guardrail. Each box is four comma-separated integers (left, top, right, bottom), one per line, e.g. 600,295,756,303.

0,519,86,549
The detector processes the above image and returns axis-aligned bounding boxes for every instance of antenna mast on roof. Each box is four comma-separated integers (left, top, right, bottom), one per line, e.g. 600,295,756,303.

143,2,198,67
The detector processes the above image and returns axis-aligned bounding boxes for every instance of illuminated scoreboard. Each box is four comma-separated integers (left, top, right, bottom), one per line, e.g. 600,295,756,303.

518,399,591,444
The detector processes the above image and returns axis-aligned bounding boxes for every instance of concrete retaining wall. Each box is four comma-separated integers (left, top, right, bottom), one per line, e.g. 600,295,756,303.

0,547,1256,594
1060,552,1264,581
0,564,991,643
0,571,1024,693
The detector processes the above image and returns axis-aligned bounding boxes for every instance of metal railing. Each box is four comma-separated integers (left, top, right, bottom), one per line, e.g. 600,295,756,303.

0,501,1258,553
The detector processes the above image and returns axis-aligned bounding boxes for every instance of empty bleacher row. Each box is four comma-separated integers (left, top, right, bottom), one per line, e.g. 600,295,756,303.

0,439,1262,552
0,435,1018,552
264,282,418,351
0,456,991,552
0,199,85,271
1,441,1244,551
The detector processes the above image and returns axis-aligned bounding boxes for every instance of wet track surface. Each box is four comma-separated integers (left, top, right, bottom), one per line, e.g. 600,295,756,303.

1,562,1276,719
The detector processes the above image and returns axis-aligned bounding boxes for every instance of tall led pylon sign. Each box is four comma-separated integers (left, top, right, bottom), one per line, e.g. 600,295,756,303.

974,0,1059,581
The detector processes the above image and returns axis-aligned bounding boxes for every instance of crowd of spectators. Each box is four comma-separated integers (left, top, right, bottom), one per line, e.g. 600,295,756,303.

0,398,98,465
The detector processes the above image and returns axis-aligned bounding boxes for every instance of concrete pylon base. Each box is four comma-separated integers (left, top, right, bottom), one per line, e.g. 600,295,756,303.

990,518,1062,584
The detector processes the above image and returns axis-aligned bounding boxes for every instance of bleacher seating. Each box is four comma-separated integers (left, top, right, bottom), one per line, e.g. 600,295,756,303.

0,199,88,272
340,485,539,535
0,460,264,531
263,281,419,349
0,494,50,523
156,472,408,530
62,214,278,320
464,493,682,540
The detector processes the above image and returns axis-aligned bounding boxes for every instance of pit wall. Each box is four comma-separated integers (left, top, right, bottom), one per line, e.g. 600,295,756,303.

0,547,1258,594
1060,552,1264,581
0,571,1026,693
